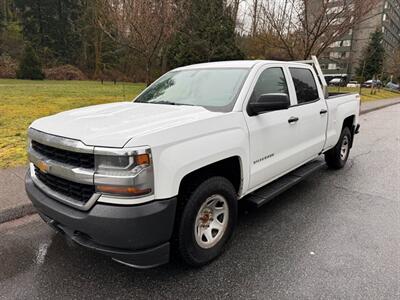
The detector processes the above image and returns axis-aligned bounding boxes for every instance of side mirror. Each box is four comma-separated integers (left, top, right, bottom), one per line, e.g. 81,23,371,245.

248,93,290,116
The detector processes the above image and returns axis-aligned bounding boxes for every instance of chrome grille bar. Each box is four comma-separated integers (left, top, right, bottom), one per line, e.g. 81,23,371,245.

28,128,94,154
28,147,94,185
29,164,100,211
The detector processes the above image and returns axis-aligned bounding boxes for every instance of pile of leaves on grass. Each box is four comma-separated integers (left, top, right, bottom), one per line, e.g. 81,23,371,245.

44,65,87,80
0,54,17,78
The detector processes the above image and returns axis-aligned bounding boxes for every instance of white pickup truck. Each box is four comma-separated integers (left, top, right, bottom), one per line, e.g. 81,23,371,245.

25,57,360,268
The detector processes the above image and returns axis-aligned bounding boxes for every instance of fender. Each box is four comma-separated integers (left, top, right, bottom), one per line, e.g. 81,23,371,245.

125,112,250,199
325,97,359,149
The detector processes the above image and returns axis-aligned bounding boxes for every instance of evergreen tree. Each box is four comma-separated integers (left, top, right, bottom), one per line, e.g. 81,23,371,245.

17,44,45,80
0,4,4,30
0,0,8,32
0,1,23,58
14,0,83,65
356,30,385,80
167,0,244,68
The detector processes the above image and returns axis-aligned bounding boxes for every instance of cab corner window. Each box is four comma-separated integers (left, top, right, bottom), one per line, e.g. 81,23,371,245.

250,67,289,104
289,68,319,104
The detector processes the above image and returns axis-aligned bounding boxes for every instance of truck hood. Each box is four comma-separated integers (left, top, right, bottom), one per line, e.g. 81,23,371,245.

30,102,220,147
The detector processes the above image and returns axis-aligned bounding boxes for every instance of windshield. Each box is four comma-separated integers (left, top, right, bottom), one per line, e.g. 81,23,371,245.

135,68,249,112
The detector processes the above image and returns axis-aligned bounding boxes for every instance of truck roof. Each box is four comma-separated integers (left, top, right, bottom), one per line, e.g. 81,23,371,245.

174,60,307,71
172,57,328,98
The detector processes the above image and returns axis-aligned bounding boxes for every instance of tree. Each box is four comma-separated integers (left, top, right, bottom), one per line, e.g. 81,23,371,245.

0,0,12,28
0,1,7,52
237,34,290,60
0,1,5,30
78,0,120,78
0,0,23,58
98,0,178,85
167,0,244,69
254,0,378,59
385,48,400,82
14,0,83,65
16,44,45,80
251,0,260,36
227,0,241,26
356,30,385,80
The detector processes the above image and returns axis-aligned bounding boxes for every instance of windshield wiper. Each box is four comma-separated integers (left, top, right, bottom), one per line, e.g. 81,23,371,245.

148,100,194,106
150,100,177,105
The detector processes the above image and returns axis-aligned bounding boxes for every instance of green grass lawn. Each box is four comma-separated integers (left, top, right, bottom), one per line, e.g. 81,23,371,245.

328,86,400,101
0,79,145,168
0,79,399,168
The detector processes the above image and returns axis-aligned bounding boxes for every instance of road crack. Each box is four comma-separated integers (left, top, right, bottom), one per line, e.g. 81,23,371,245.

331,183,392,201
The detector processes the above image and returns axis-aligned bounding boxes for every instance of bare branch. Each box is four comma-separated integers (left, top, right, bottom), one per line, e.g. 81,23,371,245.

97,0,179,84
254,0,379,59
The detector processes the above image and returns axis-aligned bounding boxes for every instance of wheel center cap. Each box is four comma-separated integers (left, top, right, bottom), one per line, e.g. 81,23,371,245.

200,209,213,225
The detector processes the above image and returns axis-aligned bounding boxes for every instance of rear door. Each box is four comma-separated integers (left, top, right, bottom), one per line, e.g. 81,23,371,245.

287,67,328,163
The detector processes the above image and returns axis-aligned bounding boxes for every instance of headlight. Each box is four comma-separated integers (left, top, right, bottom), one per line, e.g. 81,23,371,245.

95,155,133,170
93,147,154,197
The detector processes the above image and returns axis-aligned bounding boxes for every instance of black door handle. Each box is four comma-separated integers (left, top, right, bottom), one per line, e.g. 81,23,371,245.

320,109,328,114
288,116,299,124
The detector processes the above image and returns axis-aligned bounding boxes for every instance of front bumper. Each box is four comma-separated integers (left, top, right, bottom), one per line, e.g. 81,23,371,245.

25,172,177,268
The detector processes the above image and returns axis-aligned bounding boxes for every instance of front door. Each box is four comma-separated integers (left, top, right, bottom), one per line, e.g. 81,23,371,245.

245,66,302,191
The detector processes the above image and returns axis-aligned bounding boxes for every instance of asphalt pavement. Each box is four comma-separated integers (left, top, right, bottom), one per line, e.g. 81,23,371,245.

0,105,399,299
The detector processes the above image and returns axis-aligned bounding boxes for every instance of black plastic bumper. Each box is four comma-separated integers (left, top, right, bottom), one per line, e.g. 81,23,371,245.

25,172,177,268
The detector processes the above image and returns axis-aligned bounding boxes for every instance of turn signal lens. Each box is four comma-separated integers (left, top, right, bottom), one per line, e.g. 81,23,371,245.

97,185,151,196
135,153,150,166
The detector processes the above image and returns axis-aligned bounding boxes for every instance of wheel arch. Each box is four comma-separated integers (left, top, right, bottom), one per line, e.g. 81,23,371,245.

342,115,356,147
178,156,243,197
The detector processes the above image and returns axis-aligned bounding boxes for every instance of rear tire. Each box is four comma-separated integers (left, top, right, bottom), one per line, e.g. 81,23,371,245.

325,127,352,169
176,176,237,267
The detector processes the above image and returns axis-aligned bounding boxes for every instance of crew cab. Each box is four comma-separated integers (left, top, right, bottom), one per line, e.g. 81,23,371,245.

25,57,360,268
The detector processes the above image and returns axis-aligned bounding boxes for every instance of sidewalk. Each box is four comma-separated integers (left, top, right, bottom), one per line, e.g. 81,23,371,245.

360,97,400,115
0,167,36,223
0,97,399,224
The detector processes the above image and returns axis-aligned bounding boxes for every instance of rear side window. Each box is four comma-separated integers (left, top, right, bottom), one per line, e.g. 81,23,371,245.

289,68,319,104
250,67,288,103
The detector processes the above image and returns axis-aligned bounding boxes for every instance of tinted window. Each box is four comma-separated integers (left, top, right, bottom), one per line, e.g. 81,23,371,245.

250,67,288,103
289,68,319,104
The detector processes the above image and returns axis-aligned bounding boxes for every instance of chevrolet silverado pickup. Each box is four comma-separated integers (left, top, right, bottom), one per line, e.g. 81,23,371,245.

25,57,360,268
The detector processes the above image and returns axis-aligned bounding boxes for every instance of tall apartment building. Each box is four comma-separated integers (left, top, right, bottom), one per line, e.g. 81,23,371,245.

319,0,400,81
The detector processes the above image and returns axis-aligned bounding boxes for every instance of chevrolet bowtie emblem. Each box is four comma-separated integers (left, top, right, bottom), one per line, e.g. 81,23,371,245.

37,160,49,173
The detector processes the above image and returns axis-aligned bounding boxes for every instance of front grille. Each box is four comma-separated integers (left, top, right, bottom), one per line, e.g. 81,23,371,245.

34,166,95,203
32,141,94,169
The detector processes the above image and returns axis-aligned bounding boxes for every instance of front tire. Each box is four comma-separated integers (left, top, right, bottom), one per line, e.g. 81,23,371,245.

176,176,237,267
325,127,352,169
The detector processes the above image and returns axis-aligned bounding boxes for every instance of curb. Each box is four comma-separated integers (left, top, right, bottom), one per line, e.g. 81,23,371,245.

0,203,36,224
0,100,399,225
360,100,400,115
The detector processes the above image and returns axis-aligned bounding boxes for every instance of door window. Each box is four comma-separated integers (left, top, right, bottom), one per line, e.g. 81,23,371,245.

250,67,288,104
289,68,319,104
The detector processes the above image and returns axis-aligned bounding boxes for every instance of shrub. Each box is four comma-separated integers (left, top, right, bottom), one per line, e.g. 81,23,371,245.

0,54,17,78
16,45,45,80
44,65,87,80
